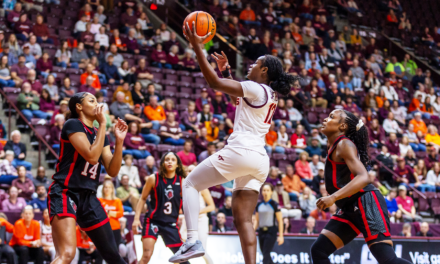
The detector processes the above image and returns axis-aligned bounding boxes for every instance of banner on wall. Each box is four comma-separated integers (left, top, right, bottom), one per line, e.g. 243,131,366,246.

134,235,440,264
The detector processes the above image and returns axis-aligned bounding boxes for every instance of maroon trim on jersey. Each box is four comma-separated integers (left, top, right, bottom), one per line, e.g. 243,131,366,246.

56,139,69,173
64,151,79,186
78,119,92,134
371,191,391,237
148,173,160,220
81,218,109,231
242,83,269,109
331,216,360,234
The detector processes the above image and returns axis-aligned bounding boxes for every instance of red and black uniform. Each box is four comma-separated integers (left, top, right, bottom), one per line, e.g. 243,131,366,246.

142,173,183,248
324,135,391,245
48,118,110,230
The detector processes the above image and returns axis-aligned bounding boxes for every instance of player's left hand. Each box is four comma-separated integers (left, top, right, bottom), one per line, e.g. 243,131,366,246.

183,21,211,46
211,51,230,72
277,236,284,246
316,195,336,210
114,118,128,141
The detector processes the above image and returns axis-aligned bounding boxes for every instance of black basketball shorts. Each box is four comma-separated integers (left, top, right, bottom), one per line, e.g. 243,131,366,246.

142,217,183,248
324,190,391,245
47,182,109,231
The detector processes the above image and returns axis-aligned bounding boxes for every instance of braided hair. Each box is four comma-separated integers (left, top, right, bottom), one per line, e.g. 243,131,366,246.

342,110,370,169
261,55,300,96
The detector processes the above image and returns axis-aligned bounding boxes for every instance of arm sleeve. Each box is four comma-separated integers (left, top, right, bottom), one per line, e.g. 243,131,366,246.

0,220,14,233
13,222,31,247
271,200,281,213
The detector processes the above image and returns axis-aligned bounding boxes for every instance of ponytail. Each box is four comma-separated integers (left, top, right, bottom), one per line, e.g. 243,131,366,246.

262,55,300,97
342,110,370,169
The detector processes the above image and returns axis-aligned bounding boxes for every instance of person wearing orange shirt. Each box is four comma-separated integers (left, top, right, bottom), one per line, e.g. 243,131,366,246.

281,165,306,202
265,122,277,155
0,213,16,264
239,4,260,26
144,95,166,130
99,180,124,247
76,226,103,264
409,112,428,135
408,94,423,113
80,63,101,90
205,118,219,142
112,82,134,106
10,206,44,264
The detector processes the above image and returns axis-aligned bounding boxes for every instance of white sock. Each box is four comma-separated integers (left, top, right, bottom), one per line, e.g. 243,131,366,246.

183,180,200,244
187,230,199,244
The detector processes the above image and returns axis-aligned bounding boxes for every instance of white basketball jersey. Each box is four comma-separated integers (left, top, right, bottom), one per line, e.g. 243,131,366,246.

40,221,54,246
227,81,278,154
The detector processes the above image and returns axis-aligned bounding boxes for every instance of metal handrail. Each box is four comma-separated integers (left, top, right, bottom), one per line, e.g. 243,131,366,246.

373,157,426,199
0,88,59,166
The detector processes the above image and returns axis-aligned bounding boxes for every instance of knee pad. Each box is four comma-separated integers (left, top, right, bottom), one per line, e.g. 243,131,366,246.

311,235,337,264
369,243,411,264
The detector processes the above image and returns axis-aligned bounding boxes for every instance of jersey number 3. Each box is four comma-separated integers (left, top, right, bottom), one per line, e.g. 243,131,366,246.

164,202,172,215
264,103,276,124
81,162,99,179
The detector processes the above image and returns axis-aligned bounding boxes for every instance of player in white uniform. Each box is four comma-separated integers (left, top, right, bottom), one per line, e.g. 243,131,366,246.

170,22,300,264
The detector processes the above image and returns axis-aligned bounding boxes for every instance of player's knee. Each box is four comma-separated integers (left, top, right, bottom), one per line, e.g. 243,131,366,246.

59,248,76,262
142,248,153,261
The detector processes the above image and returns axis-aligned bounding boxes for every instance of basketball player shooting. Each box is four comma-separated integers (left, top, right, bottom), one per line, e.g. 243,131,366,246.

169,22,300,263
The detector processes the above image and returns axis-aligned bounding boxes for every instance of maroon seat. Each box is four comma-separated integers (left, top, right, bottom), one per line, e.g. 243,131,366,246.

61,19,75,28
164,86,178,92
180,75,193,83
180,87,193,94
272,153,287,160
166,74,178,82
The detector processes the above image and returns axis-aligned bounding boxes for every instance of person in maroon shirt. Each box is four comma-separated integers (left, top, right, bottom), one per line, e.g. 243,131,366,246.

167,45,182,70
50,100,68,126
181,50,197,72
78,76,97,95
273,98,292,128
125,29,140,55
11,166,34,201
160,112,185,145
386,133,400,156
151,43,171,69
177,141,197,167
123,122,150,159
36,52,54,79
39,89,55,115
81,23,95,49
209,184,226,209
7,3,22,26
24,69,42,96
164,32,183,55
50,113,64,153
120,7,137,34
194,127,209,156
14,13,32,42
11,56,29,80
77,3,94,22
394,157,416,187
32,15,53,44
424,146,440,170
369,119,386,148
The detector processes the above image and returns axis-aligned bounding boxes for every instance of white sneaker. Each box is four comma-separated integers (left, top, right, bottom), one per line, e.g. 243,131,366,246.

168,240,205,263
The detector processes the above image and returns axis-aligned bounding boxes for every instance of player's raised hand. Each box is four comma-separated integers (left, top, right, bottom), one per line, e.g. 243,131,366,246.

211,51,230,72
132,219,142,235
95,104,106,125
183,21,211,46
114,118,128,141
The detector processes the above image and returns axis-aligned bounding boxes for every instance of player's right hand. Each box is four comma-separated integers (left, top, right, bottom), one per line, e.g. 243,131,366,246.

95,104,106,125
132,219,142,235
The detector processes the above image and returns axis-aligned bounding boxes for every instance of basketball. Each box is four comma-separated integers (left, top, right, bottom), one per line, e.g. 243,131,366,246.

183,11,216,44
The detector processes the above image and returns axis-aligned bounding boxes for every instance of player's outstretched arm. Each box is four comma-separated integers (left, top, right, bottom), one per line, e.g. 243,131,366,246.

69,104,107,165
101,118,128,177
211,51,237,103
316,139,372,210
184,22,244,98
132,175,155,234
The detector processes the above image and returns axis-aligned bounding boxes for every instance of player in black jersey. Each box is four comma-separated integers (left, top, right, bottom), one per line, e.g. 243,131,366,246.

132,152,189,264
48,92,128,264
311,110,411,264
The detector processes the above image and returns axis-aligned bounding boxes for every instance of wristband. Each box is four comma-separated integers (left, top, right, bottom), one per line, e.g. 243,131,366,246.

221,69,231,78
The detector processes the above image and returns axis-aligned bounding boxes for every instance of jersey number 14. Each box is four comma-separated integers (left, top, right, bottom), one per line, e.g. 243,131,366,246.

264,103,276,124
81,162,99,179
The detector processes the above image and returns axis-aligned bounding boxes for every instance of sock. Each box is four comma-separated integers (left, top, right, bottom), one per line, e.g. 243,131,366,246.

183,179,200,243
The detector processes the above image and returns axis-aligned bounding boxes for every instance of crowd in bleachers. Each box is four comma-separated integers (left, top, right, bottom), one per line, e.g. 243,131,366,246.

0,0,437,262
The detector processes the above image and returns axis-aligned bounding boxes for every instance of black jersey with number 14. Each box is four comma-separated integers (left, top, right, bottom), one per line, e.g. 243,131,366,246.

147,173,182,224
52,119,109,192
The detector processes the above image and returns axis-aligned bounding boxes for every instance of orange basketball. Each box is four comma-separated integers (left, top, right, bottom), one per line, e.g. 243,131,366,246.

183,11,216,44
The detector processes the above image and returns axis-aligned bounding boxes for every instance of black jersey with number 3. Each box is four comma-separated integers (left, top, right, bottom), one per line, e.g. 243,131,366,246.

325,135,376,208
52,119,109,191
147,173,182,224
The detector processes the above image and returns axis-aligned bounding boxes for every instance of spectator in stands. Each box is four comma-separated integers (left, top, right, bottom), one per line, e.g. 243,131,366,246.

295,152,313,184
136,58,157,89
305,138,322,158
396,185,423,222
14,13,32,42
205,117,219,143
410,112,427,135
181,49,197,72
71,42,90,69
199,141,217,162
116,173,140,213
74,15,88,38
271,124,290,154
218,196,232,217
10,205,44,264
29,185,46,212
39,89,55,122
398,223,412,237
55,41,78,69
151,43,171,69
76,226,102,264
11,55,29,80
109,29,127,53
177,141,197,167
273,98,291,128
7,2,22,26
40,209,55,261
411,68,425,88
18,80,49,118
120,7,137,34
0,55,16,88
143,156,158,179
401,54,417,78
212,212,231,233
110,91,142,122
281,165,305,202
385,188,402,223
290,125,307,153
422,27,435,47
112,82,133,105
395,157,416,188
399,136,413,157
58,78,75,101
266,166,280,187
101,55,122,85
426,125,440,149
99,181,124,251
42,76,59,103
0,150,18,184
130,82,145,106
36,52,54,80
386,133,400,157
383,112,403,135
23,36,41,62
196,88,212,113
376,145,395,186
426,162,440,192
12,166,33,201
32,15,53,44
78,76,97,95
239,4,259,26
143,95,166,130
299,216,318,235
32,166,49,190
80,63,101,90
181,101,199,133
125,28,140,55
22,46,35,69
123,122,150,159
416,222,433,237
4,185,26,212
209,184,226,210
385,56,405,79
95,26,109,50
160,112,184,145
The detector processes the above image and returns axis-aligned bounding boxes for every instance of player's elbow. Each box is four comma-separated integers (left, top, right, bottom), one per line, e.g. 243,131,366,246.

86,158,99,166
